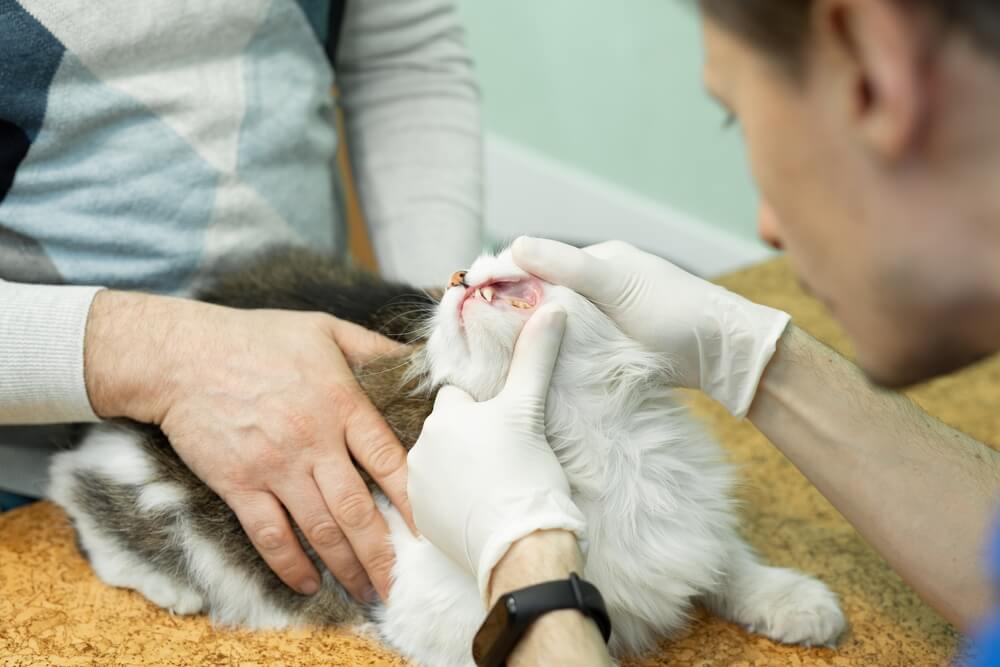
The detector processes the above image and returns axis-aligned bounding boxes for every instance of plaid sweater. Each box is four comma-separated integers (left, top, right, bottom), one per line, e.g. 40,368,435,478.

0,0,482,494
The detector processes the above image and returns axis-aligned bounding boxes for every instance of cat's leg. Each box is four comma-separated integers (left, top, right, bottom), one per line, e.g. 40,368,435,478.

83,527,205,615
373,504,483,667
49,429,206,616
703,538,846,647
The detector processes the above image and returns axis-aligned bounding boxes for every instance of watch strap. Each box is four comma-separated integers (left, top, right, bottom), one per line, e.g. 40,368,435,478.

473,573,611,667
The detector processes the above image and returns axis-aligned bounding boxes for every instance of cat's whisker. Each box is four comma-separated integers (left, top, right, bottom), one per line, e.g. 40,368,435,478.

377,309,435,334
381,295,437,309
354,359,420,380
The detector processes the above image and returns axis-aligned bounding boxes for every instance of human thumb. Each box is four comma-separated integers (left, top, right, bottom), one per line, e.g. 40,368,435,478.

328,317,407,366
500,304,567,405
432,384,475,411
512,237,604,300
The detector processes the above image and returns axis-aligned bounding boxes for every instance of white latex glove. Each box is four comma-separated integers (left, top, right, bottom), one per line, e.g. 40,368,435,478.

408,304,587,597
512,237,791,419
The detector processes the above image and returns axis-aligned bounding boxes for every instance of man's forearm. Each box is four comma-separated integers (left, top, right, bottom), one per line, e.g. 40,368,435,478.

337,0,483,284
487,530,611,667
749,325,1000,630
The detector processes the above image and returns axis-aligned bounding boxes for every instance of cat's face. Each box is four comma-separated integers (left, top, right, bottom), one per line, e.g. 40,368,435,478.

424,248,595,401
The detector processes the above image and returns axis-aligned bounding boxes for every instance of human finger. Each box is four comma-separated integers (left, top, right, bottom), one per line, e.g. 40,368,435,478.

274,479,372,601
581,239,639,260
229,490,321,595
314,459,396,601
511,236,605,299
431,384,475,411
500,304,567,405
327,317,407,367
343,396,416,535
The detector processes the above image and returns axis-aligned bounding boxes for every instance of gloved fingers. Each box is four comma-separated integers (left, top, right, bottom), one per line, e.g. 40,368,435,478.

410,386,474,477
581,239,639,260
406,463,459,563
512,237,604,297
432,384,474,411
501,304,567,405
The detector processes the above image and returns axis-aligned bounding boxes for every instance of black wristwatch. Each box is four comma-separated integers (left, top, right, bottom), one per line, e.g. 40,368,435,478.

472,573,612,667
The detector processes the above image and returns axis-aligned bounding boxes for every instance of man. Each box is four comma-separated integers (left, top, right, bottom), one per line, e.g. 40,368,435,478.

0,0,482,605
407,0,1000,664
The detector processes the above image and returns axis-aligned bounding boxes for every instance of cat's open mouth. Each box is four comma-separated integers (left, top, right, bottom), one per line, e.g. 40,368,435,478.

459,278,542,320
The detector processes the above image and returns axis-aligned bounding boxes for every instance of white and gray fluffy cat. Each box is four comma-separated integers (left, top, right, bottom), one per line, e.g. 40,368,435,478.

49,247,845,666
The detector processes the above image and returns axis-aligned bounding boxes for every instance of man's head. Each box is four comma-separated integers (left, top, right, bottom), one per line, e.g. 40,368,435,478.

699,0,1000,386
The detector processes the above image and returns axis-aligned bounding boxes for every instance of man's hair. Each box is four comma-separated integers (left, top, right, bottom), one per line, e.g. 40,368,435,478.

699,1,1000,69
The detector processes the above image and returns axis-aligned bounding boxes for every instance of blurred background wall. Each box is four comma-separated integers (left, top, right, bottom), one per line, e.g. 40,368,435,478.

455,0,773,276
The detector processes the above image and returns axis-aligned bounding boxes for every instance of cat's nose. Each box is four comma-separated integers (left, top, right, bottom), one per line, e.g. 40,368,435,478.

449,271,468,288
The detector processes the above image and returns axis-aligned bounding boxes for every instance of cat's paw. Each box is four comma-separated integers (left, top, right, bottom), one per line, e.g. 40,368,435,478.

746,573,846,647
138,575,206,616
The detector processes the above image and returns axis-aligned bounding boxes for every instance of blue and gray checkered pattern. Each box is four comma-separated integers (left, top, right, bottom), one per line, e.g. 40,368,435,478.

0,0,346,294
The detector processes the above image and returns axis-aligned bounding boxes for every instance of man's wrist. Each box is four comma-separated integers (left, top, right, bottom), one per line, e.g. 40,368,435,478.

84,289,193,422
701,292,791,418
747,323,805,419
485,530,611,667
487,530,583,605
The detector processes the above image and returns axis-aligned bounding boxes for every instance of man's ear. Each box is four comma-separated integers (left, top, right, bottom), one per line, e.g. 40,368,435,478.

814,0,927,160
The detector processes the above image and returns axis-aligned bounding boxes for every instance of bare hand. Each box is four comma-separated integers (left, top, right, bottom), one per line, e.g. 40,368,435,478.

84,290,413,601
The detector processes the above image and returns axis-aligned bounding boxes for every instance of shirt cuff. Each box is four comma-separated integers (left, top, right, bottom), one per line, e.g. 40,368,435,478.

0,281,106,424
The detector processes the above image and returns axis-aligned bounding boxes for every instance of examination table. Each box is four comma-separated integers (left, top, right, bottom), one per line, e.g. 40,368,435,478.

0,257,970,666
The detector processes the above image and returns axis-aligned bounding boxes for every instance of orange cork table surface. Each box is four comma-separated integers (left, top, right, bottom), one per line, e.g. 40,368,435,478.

1,257,979,666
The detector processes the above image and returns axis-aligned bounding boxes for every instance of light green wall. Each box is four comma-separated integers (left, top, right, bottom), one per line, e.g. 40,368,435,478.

456,0,761,244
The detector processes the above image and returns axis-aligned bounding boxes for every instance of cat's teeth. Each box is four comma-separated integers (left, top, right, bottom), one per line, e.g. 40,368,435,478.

481,286,495,303
509,299,530,309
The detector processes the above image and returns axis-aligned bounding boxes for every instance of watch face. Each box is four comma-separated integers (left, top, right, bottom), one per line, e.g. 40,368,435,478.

472,596,513,662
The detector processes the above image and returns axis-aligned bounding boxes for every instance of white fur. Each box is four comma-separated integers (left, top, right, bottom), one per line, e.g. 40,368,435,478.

375,503,485,667
183,530,296,628
49,250,845,665
136,482,187,512
49,437,205,616
385,250,846,663
50,427,155,486
50,425,292,629
84,527,205,616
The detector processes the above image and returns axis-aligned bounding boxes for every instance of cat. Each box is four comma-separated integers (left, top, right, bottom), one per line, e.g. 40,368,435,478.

49,247,846,666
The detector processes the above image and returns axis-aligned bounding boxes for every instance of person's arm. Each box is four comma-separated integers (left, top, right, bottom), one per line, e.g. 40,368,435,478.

0,280,104,424
336,0,483,285
83,289,412,602
512,237,1000,632
0,272,412,600
409,306,610,663
749,325,1000,631
487,530,612,667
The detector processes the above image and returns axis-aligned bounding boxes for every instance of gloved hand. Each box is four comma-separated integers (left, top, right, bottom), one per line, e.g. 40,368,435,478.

512,237,790,419
407,304,587,597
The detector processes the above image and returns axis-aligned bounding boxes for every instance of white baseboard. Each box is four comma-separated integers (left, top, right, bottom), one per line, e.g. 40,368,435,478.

482,134,775,278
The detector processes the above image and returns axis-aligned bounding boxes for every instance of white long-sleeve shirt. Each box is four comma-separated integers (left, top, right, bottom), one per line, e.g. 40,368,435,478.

0,0,482,494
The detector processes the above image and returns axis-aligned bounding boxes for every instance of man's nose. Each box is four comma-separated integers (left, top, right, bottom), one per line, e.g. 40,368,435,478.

758,203,785,251
449,271,468,288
